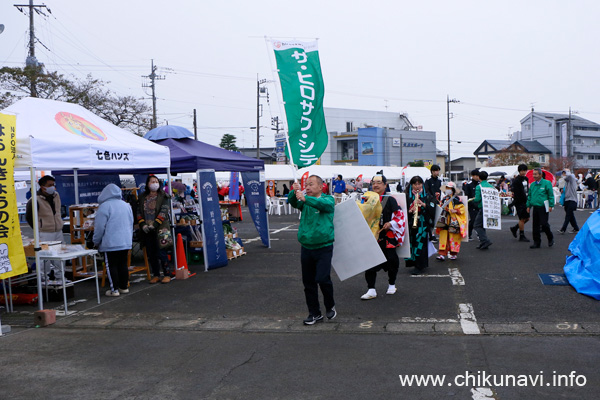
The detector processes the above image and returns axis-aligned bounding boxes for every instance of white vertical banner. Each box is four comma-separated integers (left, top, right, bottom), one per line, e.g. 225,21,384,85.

481,187,501,230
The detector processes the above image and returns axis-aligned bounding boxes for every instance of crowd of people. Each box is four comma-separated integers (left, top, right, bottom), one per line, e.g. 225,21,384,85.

289,165,597,325
24,165,597,324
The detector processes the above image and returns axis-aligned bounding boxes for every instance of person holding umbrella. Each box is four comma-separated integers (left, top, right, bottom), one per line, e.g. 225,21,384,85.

527,168,555,249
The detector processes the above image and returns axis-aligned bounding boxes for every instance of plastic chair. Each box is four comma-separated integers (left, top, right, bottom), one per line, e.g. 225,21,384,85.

270,197,283,215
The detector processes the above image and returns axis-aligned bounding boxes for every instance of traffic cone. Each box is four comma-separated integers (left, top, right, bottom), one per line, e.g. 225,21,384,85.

175,233,190,280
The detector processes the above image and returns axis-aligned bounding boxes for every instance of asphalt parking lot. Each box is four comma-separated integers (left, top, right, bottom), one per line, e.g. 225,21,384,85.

1,207,599,399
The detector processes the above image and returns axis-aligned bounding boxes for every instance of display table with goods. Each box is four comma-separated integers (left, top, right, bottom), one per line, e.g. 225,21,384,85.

219,201,243,221
35,245,99,315
223,222,245,259
2,240,99,314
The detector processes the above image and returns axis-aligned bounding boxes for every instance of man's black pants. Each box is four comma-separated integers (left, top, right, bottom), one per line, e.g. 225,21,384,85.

532,206,553,245
560,200,579,231
301,245,335,317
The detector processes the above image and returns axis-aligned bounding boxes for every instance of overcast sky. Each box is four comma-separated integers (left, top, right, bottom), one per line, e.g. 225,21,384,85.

2,0,599,160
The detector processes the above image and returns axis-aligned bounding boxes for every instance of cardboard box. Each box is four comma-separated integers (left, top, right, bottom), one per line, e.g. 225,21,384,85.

23,243,49,257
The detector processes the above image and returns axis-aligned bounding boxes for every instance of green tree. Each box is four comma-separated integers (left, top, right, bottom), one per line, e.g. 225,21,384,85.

0,66,152,136
220,134,239,151
408,160,424,167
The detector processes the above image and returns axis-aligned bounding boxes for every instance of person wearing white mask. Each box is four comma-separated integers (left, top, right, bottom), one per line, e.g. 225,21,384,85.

26,175,64,281
435,182,467,261
136,175,172,284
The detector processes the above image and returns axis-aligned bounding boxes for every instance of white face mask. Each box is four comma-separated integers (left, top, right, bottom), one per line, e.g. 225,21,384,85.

149,183,159,192
445,189,453,195
44,186,56,195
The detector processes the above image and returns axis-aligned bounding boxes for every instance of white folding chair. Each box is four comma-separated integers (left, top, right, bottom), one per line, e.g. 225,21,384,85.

270,197,283,215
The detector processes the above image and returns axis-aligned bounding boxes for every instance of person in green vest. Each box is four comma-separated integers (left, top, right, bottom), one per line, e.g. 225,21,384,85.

289,175,336,325
526,168,555,249
473,170,494,250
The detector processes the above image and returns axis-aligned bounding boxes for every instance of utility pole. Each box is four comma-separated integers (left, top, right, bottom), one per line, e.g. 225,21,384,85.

447,95,460,179
193,109,197,141
14,1,49,97
142,59,165,129
256,76,269,159
567,107,572,158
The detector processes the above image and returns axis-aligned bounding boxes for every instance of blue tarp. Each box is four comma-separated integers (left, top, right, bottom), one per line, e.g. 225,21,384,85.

564,210,600,300
55,138,264,175
153,138,264,173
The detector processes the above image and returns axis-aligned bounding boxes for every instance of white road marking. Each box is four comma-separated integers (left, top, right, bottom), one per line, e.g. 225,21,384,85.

471,387,494,399
410,274,450,278
459,303,481,335
449,268,465,286
245,225,296,243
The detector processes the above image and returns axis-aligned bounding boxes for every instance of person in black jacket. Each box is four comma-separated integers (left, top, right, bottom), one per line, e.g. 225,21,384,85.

509,164,531,242
424,165,442,242
462,169,480,240
424,165,442,199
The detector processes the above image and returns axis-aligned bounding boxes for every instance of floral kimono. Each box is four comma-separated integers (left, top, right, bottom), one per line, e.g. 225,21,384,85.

436,195,467,256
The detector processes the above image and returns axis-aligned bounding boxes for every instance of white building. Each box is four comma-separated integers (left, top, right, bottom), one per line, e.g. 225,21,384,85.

320,107,437,167
516,112,600,170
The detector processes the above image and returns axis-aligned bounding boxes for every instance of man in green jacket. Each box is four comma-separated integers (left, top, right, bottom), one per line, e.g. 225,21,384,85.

289,175,336,325
526,168,555,249
473,170,494,250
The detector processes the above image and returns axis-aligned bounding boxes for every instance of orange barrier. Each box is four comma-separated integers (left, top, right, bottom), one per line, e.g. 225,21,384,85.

175,233,190,280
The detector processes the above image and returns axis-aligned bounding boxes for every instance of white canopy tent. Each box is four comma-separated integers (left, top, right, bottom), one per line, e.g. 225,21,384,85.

2,97,171,310
480,165,519,178
260,165,432,182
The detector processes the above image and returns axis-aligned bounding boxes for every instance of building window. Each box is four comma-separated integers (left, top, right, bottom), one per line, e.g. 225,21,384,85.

539,155,546,163
346,122,353,132
525,124,531,130
574,138,583,145
576,155,584,160
588,155,595,160
339,140,358,160
594,139,600,146
595,155,600,160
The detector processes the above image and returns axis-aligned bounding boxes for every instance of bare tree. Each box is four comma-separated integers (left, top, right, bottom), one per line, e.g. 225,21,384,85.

0,67,151,136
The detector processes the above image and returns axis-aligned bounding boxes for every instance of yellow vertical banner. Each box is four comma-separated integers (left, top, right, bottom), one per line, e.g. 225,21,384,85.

0,113,27,279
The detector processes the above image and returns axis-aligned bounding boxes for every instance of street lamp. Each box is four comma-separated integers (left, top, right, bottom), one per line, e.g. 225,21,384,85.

447,95,460,179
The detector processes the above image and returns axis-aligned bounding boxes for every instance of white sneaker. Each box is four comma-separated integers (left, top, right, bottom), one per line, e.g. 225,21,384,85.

118,288,130,294
361,288,377,300
386,285,397,295
105,290,120,297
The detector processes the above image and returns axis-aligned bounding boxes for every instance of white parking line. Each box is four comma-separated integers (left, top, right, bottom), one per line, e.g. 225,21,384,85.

471,387,494,399
244,225,296,244
449,268,465,286
459,303,481,335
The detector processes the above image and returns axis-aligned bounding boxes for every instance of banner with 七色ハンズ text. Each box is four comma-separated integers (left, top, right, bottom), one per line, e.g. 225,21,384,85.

273,40,327,168
0,113,27,279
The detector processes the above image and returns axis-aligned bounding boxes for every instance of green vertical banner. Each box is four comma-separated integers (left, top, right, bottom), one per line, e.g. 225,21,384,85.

273,40,327,168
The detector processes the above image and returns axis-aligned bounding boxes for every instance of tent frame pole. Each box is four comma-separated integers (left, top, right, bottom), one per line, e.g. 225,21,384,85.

30,167,43,310
166,168,178,273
